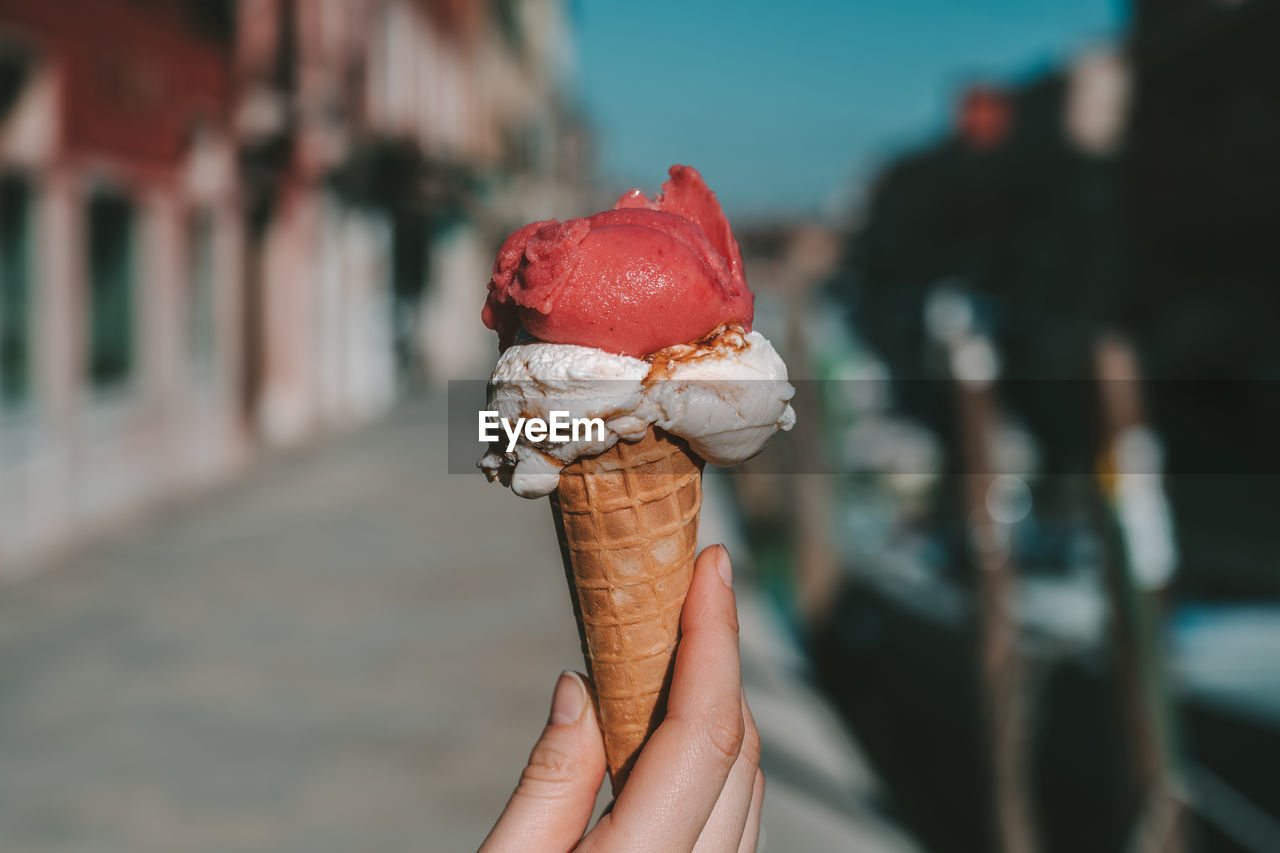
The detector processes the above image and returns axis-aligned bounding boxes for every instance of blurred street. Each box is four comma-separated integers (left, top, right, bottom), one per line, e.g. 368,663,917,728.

0,393,918,853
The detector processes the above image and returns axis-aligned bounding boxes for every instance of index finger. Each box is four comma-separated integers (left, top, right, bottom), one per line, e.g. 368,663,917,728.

581,545,744,852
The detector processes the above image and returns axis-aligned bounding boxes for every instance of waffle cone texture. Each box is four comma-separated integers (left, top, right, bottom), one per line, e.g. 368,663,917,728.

549,426,704,793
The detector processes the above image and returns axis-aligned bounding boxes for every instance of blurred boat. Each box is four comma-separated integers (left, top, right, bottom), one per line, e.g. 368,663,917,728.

812,546,1280,853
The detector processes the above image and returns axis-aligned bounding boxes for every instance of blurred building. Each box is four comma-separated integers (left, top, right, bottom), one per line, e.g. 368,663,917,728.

0,0,586,576
838,0,1280,598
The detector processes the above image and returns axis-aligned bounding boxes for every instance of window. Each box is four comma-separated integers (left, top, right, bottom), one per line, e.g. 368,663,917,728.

0,174,32,407
87,191,134,388
186,210,215,377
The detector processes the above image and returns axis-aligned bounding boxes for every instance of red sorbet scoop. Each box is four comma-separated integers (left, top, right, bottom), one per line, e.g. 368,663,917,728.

482,165,753,357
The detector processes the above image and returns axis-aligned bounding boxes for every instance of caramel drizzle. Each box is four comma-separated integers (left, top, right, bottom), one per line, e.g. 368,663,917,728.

642,323,750,385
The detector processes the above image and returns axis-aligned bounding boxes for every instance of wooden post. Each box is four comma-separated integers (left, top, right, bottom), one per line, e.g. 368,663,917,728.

1093,333,1185,853
783,226,840,625
928,289,1039,853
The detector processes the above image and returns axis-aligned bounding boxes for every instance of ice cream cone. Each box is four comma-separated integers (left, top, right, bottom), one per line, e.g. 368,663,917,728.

549,426,704,793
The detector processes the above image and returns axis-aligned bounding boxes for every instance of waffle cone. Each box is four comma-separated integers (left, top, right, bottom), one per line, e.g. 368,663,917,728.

549,426,704,793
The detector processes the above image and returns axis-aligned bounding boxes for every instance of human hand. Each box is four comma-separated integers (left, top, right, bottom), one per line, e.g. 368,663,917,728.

480,545,764,852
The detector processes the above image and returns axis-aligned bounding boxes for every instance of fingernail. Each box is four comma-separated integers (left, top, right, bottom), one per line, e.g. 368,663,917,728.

715,545,733,588
549,671,587,726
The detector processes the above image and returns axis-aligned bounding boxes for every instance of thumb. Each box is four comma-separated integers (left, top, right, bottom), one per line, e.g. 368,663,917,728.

479,671,607,852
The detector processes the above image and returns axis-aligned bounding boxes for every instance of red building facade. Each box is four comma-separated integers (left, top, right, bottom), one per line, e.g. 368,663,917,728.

0,0,583,576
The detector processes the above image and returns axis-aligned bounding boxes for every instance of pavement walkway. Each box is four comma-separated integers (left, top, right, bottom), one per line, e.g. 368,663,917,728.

0,394,918,852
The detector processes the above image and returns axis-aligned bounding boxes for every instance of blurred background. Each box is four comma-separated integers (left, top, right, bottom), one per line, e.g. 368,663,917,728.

1,0,1278,851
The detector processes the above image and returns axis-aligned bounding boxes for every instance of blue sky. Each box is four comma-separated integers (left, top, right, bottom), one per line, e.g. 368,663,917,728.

573,0,1125,221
